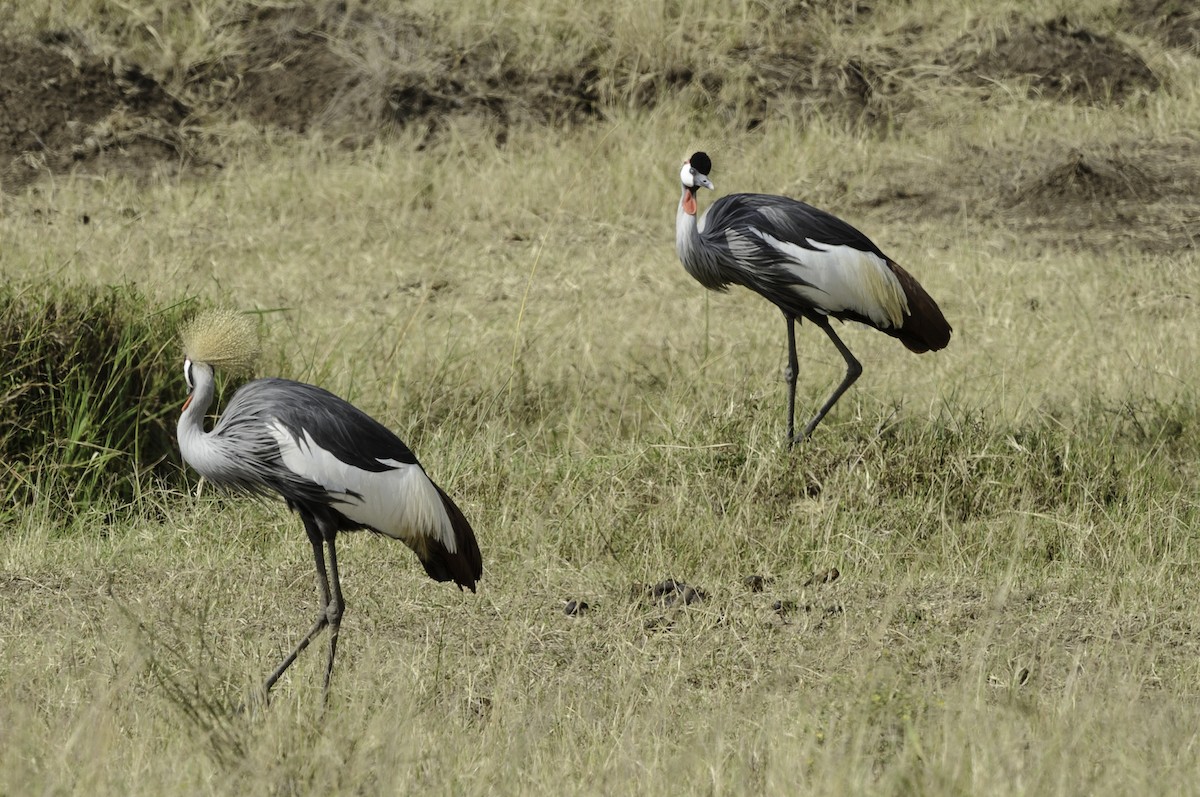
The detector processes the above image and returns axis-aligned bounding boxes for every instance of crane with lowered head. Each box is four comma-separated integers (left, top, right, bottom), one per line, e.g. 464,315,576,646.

176,310,481,701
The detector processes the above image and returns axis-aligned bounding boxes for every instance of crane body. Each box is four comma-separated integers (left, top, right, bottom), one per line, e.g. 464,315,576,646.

676,151,952,443
176,311,481,700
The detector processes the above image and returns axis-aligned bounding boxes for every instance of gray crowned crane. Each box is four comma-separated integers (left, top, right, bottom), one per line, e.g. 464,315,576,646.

176,310,482,701
676,151,952,444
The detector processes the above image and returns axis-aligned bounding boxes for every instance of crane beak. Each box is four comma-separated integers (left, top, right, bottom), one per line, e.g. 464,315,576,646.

698,174,714,191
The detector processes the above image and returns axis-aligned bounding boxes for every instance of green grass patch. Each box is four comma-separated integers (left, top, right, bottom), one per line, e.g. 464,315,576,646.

0,284,190,514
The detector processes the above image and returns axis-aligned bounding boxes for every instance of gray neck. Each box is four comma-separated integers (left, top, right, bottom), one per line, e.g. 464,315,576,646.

177,362,216,471
676,187,728,291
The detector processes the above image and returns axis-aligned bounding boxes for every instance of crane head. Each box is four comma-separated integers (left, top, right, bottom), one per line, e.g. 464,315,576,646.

681,152,714,191
180,309,260,375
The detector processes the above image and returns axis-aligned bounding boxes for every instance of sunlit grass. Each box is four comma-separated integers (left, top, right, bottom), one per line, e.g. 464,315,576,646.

2,0,1200,794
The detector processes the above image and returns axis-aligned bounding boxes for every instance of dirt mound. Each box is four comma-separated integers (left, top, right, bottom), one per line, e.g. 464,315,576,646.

1008,139,1200,252
866,136,1200,253
207,1,901,141
206,4,600,146
1123,0,1200,52
961,17,1158,103
0,34,197,192
1015,149,1161,209
715,43,913,131
205,5,363,136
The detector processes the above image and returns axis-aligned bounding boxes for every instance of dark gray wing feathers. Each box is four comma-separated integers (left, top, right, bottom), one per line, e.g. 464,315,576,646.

704,193,887,258
697,192,887,302
203,378,421,507
233,378,420,472
698,193,951,351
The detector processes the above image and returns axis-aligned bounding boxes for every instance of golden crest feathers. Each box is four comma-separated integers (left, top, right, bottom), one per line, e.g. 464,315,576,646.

181,309,261,374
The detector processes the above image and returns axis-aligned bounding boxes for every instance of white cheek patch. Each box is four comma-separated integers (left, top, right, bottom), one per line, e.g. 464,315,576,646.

267,421,456,552
753,231,909,328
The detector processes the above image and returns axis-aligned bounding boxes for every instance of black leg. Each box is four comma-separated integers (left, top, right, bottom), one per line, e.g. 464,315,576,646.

791,317,862,445
262,513,331,698
321,533,345,702
784,313,799,445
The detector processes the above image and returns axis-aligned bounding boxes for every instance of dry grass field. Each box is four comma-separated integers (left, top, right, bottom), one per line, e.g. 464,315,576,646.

2,0,1199,794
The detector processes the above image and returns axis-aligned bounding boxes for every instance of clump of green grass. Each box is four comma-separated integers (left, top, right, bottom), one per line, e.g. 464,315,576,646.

0,284,192,515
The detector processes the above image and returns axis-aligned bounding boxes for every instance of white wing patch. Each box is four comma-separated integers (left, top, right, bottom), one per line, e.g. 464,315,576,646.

725,228,761,261
266,422,457,553
754,230,909,328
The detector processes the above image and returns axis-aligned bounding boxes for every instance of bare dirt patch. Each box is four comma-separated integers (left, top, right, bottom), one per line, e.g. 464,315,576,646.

713,42,917,131
958,17,1159,103
864,135,1200,252
1123,0,1200,53
94,0,904,149
0,0,1188,256
1007,139,1200,251
650,3,922,131
1014,147,1163,209
0,34,199,192
204,3,601,146
205,5,365,136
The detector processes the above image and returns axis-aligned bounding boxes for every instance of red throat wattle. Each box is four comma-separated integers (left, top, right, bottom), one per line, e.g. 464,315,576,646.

182,394,193,412
682,190,697,216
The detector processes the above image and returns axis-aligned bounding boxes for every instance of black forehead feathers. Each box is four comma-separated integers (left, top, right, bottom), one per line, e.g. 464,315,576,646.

688,151,712,175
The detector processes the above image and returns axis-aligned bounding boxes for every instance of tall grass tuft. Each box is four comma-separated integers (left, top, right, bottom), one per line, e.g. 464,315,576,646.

0,284,192,517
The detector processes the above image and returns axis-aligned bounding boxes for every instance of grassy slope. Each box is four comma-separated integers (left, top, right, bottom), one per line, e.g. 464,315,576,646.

3,0,1200,794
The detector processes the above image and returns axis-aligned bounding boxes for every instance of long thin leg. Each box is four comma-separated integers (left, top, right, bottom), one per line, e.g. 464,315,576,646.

791,317,863,445
321,534,345,702
262,514,331,697
783,313,799,445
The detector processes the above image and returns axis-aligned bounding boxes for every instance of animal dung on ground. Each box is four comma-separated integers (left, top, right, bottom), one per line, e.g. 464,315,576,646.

648,578,707,608
563,599,589,616
772,599,799,616
744,574,773,592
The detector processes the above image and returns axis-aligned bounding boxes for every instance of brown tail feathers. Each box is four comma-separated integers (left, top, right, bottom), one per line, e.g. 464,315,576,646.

886,260,952,354
418,484,483,592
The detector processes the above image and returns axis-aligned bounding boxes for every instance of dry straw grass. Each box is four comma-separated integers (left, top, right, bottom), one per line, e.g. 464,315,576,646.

1,0,1199,795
